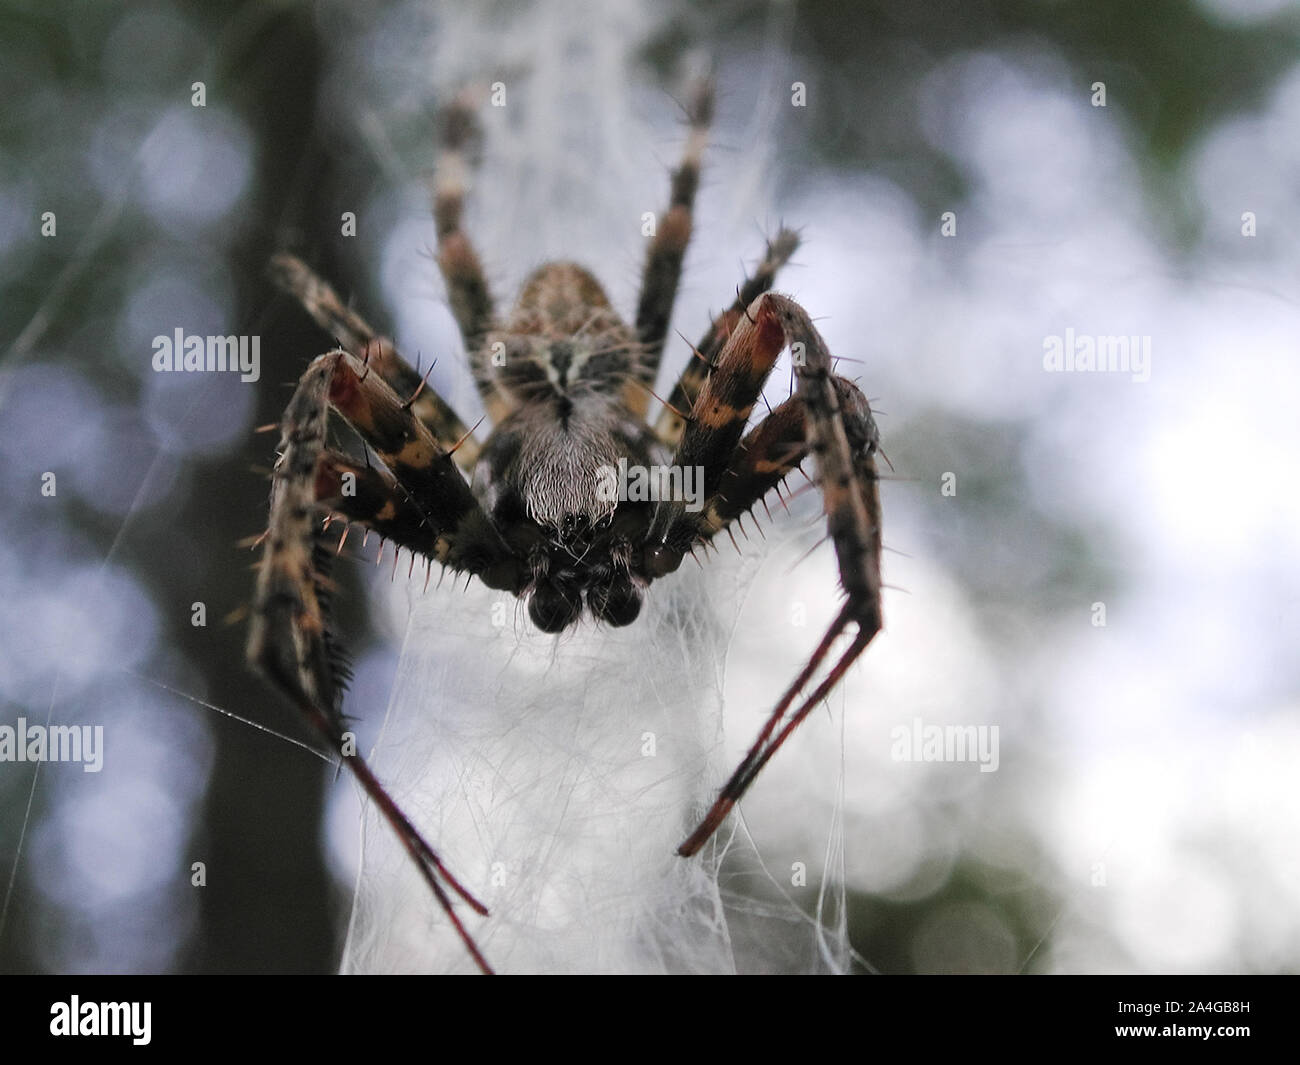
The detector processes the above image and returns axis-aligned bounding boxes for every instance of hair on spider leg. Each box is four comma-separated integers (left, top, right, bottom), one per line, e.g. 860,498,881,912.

400,359,438,410
771,481,794,515
237,528,271,550
223,603,252,627
626,375,694,422
784,532,832,577
448,416,488,458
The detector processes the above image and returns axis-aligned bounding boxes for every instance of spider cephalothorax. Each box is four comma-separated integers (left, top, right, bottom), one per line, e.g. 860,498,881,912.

248,80,884,974
469,260,664,632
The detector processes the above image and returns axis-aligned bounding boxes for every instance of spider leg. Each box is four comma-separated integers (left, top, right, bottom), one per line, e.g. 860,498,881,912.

677,608,873,856
247,349,523,974
644,293,883,856
269,253,482,469
627,76,713,418
677,405,881,856
653,228,800,449
433,91,509,425
314,450,456,559
695,395,808,543
646,295,790,562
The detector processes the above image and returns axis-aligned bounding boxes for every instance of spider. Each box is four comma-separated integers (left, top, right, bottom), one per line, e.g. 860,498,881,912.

247,79,884,975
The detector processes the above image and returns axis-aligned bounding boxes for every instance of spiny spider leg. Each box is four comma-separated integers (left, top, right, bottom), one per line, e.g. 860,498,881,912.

678,610,873,856
315,450,448,558
434,90,508,424
277,682,495,975
628,76,713,419
269,253,482,469
692,395,808,542
649,296,791,552
247,348,523,974
654,228,801,448
648,293,884,856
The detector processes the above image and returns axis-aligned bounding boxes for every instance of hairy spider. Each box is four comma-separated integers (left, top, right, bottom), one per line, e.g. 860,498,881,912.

247,80,884,975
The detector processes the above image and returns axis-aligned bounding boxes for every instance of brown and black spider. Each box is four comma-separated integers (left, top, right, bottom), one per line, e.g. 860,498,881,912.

247,79,884,975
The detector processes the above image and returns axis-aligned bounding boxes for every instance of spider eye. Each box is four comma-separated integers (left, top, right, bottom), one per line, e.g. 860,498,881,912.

528,582,582,633
643,543,683,578
588,579,641,627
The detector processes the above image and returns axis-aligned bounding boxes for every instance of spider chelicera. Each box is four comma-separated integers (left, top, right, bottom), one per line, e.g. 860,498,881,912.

247,79,884,974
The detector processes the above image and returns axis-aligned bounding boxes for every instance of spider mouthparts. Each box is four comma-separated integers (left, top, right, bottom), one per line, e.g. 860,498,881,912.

528,581,582,632
588,578,641,627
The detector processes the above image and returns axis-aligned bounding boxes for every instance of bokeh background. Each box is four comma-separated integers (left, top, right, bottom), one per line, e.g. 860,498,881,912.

1,0,1297,973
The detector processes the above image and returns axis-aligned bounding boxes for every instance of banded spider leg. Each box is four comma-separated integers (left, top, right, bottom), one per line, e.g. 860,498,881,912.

246,346,522,975
645,293,884,856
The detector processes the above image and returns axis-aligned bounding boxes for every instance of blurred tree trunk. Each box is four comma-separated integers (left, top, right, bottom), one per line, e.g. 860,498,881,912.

179,2,341,973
